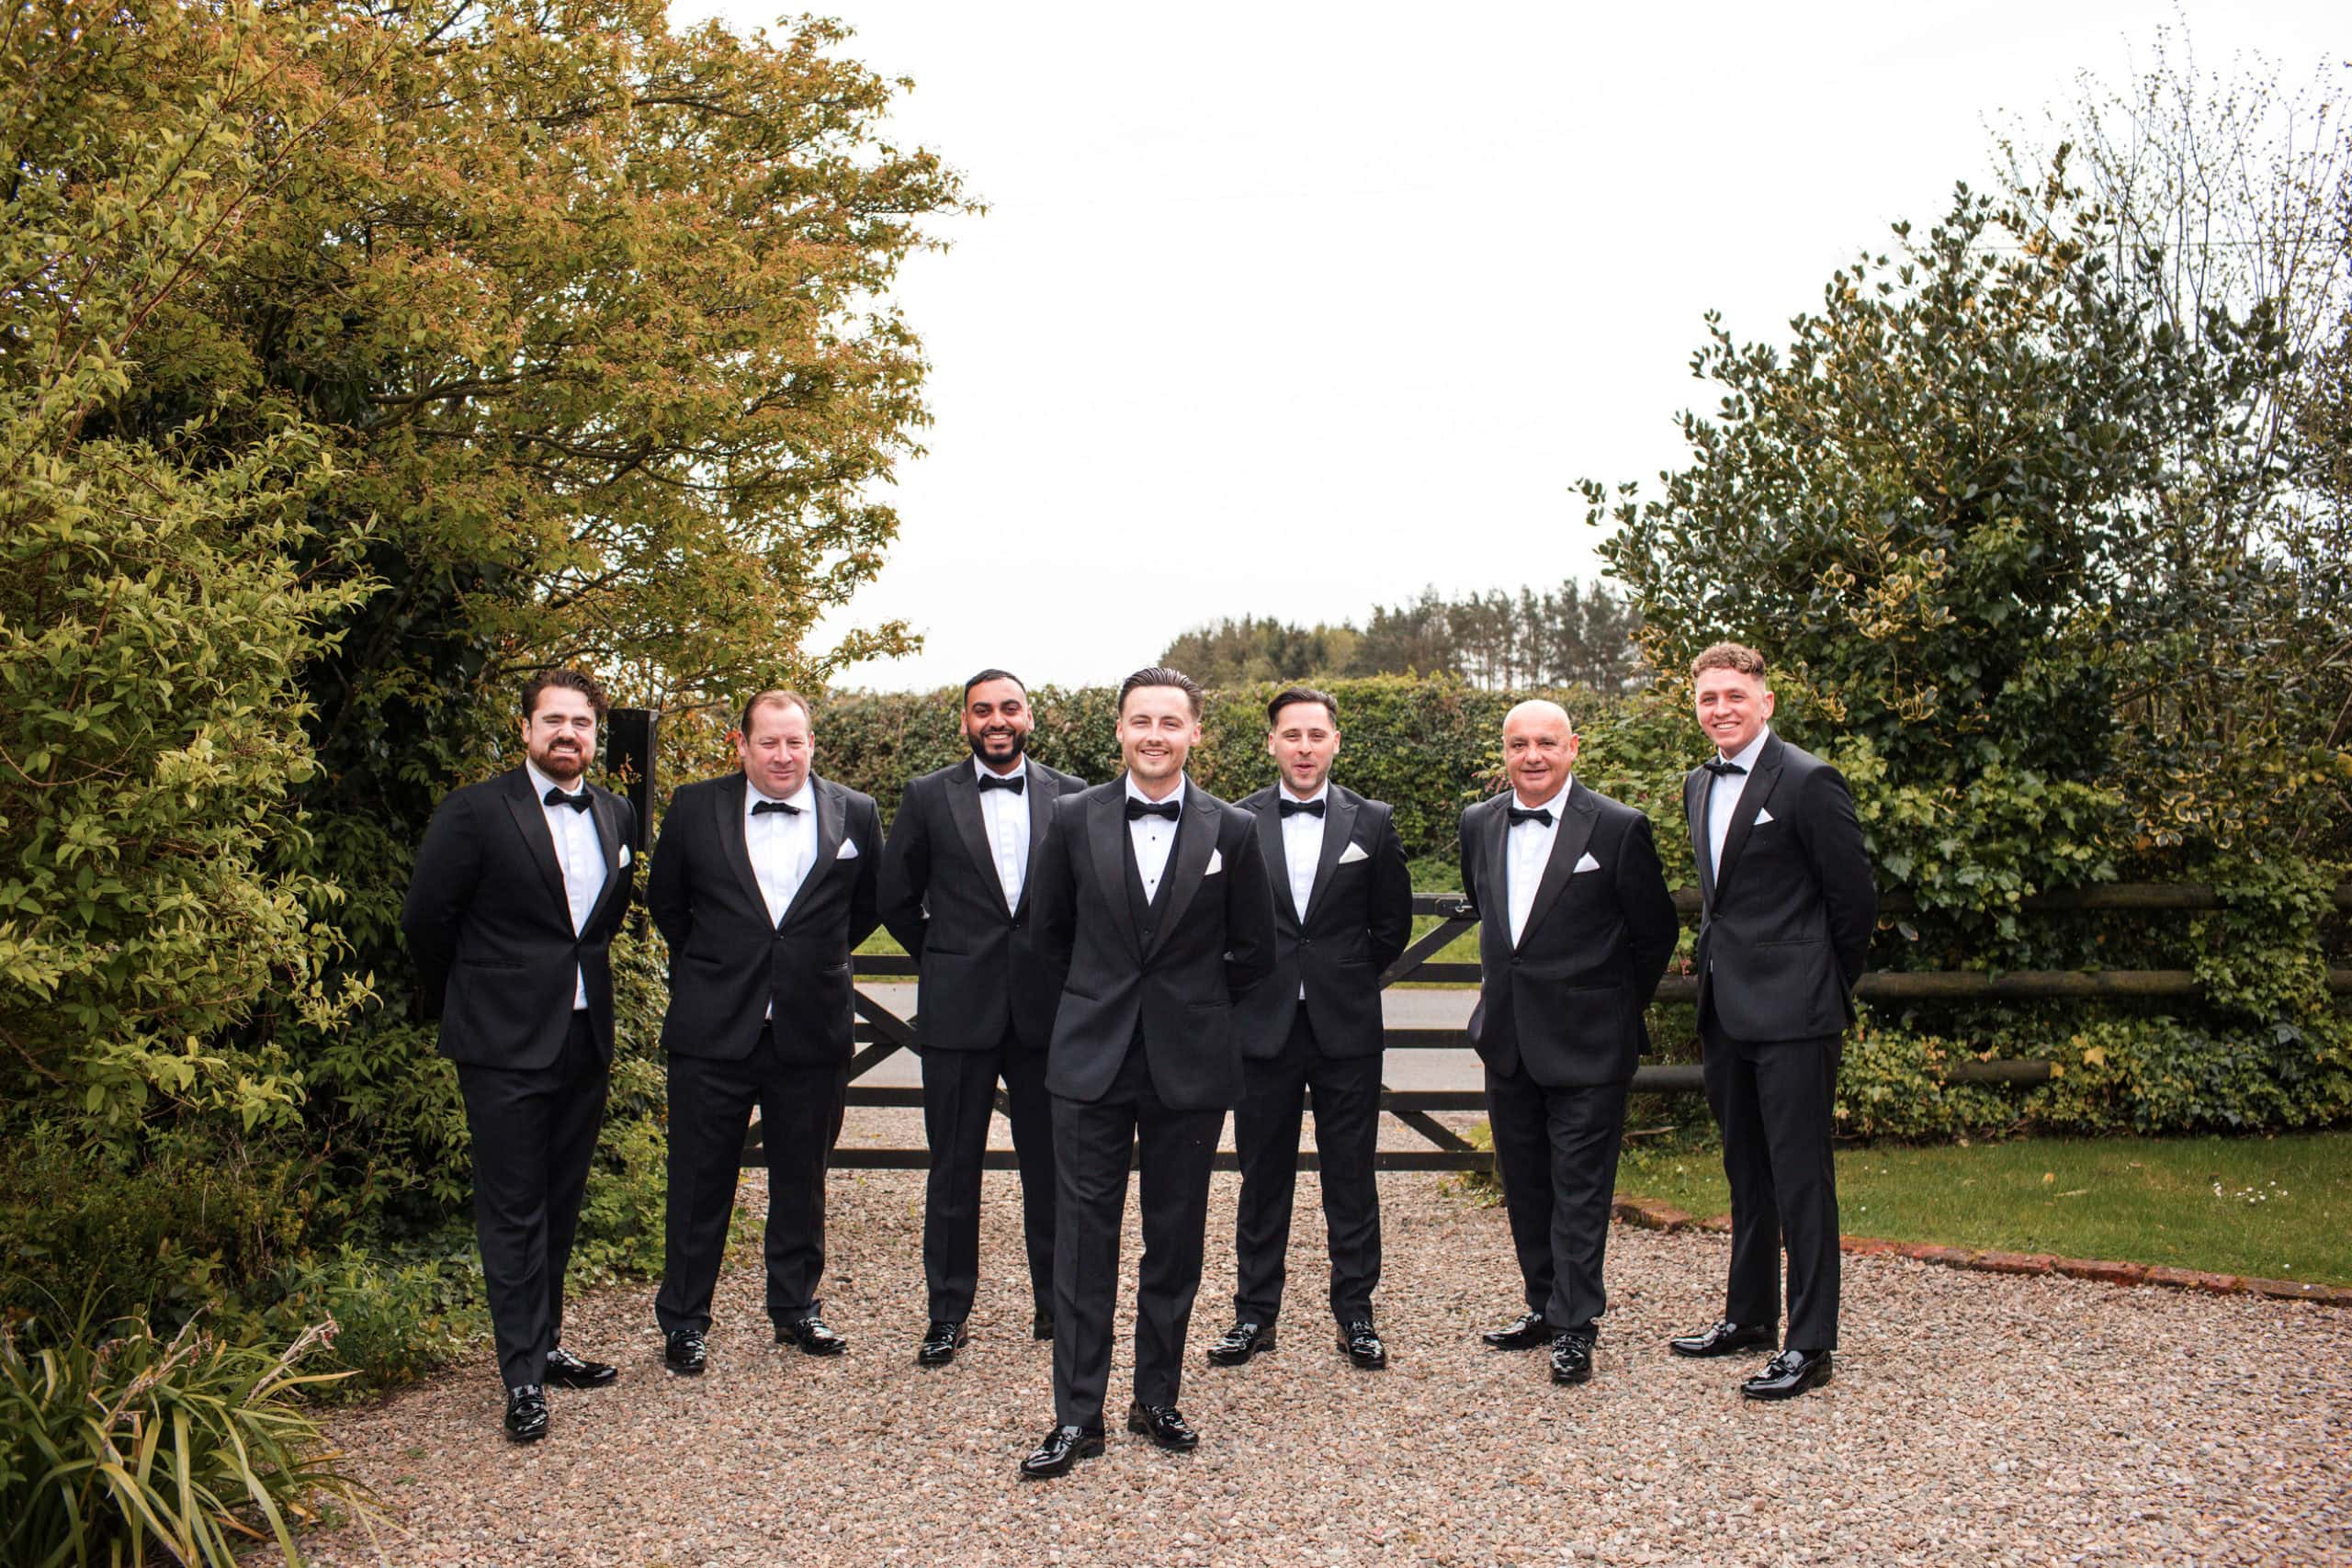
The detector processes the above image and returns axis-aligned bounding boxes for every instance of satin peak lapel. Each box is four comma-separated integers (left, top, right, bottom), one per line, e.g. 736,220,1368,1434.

1687,769,1716,909
1088,788,1141,960
1252,795,1294,931
1518,786,1600,945
714,773,765,917
1712,739,1782,901
943,767,998,897
1015,763,1060,917
501,770,573,927
778,779,846,930
1302,790,1358,926
1146,794,1218,958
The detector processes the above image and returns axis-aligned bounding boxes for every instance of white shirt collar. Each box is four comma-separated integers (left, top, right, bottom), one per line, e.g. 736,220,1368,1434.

1124,773,1187,811
1279,778,1330,806
1720,726,1771,772
1510,777,1573,818
746,774,816,814
973,755,1025,783
526,760,582,802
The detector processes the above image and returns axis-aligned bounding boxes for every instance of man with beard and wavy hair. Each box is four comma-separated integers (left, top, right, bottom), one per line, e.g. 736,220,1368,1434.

879,670,1089,1368
402,669,638,1443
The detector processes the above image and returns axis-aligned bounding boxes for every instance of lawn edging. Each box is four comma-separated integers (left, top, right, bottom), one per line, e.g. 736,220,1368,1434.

1609,1197,2352,1309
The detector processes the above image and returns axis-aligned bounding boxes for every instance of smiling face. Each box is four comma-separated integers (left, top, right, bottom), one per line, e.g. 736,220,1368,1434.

738,697,815,800
1693,666,1775,758
1501,701,1579,807
1266,699,1340,797
962,677,1034,771
1117,683,1199,798
525,685,597,784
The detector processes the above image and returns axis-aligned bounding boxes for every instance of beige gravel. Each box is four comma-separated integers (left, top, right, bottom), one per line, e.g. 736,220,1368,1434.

287,1107,2352,1567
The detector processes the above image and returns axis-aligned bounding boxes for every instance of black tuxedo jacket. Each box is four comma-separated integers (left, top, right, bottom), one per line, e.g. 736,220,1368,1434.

645,772,882,1065
1682,732,1876,1043
1231,783,1413,1060
1031,778,1279,1111
401,767,638,1070
878,757,1090,1053
1457,781,1679,1088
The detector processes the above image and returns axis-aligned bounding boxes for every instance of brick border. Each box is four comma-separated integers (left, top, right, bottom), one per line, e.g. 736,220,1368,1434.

1609,1197,2352,1308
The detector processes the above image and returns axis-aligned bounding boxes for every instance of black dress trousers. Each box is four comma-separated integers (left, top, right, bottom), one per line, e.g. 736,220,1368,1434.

655,1023,844,1335
1701,1017,1842,1351
1482,1060,1628,1336
457,1010,609,1390
920,1032,1057,1324
1230,1010,1385,1325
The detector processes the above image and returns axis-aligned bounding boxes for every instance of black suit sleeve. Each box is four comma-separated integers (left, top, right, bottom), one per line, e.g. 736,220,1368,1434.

646,799,693,955
1032,797,1077,975
1616,813,1679,1006
401,788,484,1010
1799,763,1876,990
846,797,883,951
877,779,929,959
1366,807,1413,971
1221,819,1278,998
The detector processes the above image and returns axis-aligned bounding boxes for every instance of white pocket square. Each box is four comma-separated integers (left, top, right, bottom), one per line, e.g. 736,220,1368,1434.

1573,852,1601,874
1754,807,1775,826
1337,840,1370,864
618,844,631,868
836,840,861,859
1204,849,1223,875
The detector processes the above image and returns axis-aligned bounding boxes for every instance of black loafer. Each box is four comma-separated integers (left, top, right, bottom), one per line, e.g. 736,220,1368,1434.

775,1314,847,1356
503,1384,548,1442
1018,1423,1104,1480
1549,1331,1594,1385
663,1329,707,1375
1032,1309,1055,1343
916,1320,967,1368
1741,1348,1833,1401
1481,1311,1552,1351
543,1347,618,1389
1205,1321,1275,1367
1338,1319,1388,1370
1668,1320,1776,1359
1125,1401,1199,1451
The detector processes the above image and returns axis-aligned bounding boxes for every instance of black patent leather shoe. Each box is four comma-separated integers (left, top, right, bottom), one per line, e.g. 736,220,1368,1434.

775,1314,848,1356
915,1320,968,1368
1741,1348,1833,1401
1125,1401,1199,1451
543,1347,618,1389
1338,1319,1388,1370
1549,1332,1594,1385
1668,1319,1776,1359
503,1384,548,1442
1481,1311,1552,1350
1205,1321,1275,1367
1032,1309,1054,1342
663,1329,707,1375
1018,1423,1104,1480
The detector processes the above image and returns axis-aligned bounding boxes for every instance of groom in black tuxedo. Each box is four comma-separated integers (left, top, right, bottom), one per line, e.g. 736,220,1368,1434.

401,669,638,1443
1018,667,1277,1480
1668,643,1875,1400
879,669,1087,1366
1211,686,1412,1373
1460,700,1677,1388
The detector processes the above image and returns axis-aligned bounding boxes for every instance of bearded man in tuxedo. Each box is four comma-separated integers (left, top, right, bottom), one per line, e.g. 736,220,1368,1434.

1017,667,1277,1480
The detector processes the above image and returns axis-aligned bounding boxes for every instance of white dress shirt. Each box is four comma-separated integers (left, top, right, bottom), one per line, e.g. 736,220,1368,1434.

526,760,606,1010
1705,726,1771,883
1276,781,1328,922
745,775,819,1020
973,757,1029,911
1124,773,1186,903
1505,778,1572,948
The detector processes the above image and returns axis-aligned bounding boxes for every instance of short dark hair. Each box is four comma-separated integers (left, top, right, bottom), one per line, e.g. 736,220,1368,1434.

963,668,1026,704
1117,665,1204,718
1266,685,1337,728
1690,642,1768,681
521,668,608,720
740,688,813,736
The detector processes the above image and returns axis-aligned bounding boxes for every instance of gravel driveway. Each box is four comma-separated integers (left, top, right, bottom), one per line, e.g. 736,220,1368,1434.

289,1110,2352,1567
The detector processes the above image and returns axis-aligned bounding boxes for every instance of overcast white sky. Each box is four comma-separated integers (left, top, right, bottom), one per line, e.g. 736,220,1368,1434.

674,0,2345,692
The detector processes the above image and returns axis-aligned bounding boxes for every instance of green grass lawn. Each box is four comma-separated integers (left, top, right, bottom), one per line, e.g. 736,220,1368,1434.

1612,1131,2352,1286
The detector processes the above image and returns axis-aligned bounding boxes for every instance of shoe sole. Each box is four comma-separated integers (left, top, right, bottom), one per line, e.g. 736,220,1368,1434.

664,1360,707,1376
1018,1437,1104,1479
504,1422,548,1442
1550,1365,1593,1385
1125,1416,1199,1452
778,1338,848,1357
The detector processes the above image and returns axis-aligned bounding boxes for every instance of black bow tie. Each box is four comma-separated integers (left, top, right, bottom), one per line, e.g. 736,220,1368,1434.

1507,806,1553,829
1702,758,1747,777
543,786,591,813
977,773,1025,794
752,798,801,817
1277,797,1326,818
1125,797,1181,822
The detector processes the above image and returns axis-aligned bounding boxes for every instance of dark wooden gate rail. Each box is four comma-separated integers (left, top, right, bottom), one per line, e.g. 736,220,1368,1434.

755,884,2349,1175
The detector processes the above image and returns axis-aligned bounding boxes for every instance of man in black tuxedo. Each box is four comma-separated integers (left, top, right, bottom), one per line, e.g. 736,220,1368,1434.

402,669,638,1442
878,669,1088,1367
1210,686,1412,1373
1017,667,1278,1480
1459,700,1677,1388
645,689,882,1376
1668,643,1875,1400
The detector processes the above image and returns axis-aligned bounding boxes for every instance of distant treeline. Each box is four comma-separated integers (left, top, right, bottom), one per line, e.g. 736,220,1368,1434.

1159,579,1643,692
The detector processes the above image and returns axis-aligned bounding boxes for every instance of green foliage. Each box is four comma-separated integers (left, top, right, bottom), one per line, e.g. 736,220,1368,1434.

0,1309,374,1567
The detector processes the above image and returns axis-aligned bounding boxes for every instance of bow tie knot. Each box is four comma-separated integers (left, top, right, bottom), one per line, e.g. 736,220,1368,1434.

1506,805,1553,829
1125,797,1181,822
752,798,801,817
1702,758,1747,777
977,773,1025,794
1277,797,1326,818
543,786,592,813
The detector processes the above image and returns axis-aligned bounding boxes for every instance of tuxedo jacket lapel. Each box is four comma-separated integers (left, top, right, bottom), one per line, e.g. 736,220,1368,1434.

943,765,999,903
713,773,765,917
501,769,574,928
1518,784,1600,946
778,778,846,930
1480,796,1510,935
1015,761,1060,918
586,786,625,925
1146,793,1217,958
1712,738,1783,901
1088,787,1142,961
1254,796,1295,931
1686,769,1715,908
1302,790,1358,925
